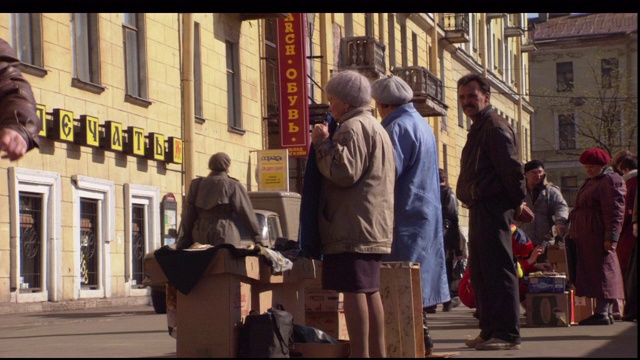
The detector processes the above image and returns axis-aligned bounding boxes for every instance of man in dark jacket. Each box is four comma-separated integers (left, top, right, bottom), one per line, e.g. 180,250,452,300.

0,38,42,161
456,73,527,351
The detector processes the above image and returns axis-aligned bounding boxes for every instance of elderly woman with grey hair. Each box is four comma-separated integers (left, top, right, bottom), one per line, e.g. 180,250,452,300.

311,70,395,358
176,152,261,250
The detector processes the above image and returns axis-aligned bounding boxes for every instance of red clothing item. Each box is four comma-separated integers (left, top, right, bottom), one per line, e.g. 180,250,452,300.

459,225,536,307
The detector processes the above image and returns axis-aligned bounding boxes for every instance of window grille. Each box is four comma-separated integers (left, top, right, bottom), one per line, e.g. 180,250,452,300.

19,192,43,292
80,198,99,289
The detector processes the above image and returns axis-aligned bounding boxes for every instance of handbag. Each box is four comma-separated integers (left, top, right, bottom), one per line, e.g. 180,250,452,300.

237,305,294,358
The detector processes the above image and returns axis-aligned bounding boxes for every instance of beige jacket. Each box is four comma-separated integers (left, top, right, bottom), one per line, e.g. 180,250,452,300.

315,107,395,255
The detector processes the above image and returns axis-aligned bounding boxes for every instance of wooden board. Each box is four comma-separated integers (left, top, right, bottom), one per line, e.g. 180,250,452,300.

380,262,425,358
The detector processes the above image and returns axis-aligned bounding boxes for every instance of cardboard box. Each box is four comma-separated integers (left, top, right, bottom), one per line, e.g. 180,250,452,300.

528,274,567,293
525,292,571,327
572,291,595,324
177,274,254,357
547,245,569,275
256,282,306,325
305,311,349,341
305,288,344,312
175,247,258,358
304,261,323,288
254,255,319,325
380,262,425,358
290,341,350,358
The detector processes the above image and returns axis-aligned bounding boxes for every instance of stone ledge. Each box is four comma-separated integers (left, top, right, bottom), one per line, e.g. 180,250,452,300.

0,296,151,315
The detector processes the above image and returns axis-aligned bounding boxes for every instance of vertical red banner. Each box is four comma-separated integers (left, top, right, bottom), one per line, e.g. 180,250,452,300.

276,13,309,158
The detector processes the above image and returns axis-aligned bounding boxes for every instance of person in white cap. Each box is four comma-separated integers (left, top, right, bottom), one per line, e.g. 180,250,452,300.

371,74,449,356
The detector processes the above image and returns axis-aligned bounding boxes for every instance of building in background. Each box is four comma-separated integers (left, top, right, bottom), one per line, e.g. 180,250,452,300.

262,12,533,233
0,13,532,312
0,13,270,313
528,13,638,206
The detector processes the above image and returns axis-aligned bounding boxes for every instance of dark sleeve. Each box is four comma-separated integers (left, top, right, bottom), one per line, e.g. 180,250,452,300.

0,38,42,150
442,186,459,225
442,187,463,253
602,174,626,242
175,178,201,250
230,182,261,238
490,123,526,209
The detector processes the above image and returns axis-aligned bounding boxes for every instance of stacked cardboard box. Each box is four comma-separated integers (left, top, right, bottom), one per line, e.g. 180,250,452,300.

525,292,571,327
547,245,569,275
303,262,349,341
544,244,595,323
173,248,319,358
528,273,567,293
291,340,350,358
572,290,595,324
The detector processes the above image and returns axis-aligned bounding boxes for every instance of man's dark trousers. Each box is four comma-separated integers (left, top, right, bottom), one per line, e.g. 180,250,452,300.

468,196,521,344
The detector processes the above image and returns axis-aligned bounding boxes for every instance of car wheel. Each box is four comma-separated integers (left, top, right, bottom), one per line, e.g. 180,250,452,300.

151,287,167,314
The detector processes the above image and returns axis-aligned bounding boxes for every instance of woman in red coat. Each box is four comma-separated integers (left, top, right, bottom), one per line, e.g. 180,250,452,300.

568,148,626,325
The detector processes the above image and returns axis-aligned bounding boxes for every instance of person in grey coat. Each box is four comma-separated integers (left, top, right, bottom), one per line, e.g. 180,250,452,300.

517,160,569,261
176,152,261,250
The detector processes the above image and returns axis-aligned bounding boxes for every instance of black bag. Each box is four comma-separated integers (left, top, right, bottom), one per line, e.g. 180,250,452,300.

237,305,294,358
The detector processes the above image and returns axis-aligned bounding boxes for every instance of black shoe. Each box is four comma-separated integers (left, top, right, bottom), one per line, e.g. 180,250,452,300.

621,315,637,322
579,314,612,325
425,305,437,314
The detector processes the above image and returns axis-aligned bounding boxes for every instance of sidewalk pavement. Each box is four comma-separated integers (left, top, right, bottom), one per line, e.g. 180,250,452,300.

426,302,637,358
0,302,636,358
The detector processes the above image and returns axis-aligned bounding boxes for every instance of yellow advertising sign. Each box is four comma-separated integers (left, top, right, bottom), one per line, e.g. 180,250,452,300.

257,149,289,191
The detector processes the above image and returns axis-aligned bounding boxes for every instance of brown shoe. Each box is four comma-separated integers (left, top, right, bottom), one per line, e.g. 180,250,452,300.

475,337,520,350
465,334,486,348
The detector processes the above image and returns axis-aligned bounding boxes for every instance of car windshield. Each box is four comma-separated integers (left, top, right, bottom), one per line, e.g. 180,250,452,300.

237,213,267,240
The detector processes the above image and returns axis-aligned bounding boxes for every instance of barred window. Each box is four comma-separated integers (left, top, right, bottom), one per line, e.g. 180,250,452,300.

556,62,574,92
558,113,576,150
80,198,99,289
19,192,43,293
601,58,618,89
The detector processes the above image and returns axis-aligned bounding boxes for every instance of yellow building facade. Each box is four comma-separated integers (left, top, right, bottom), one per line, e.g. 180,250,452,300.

0,13,532,312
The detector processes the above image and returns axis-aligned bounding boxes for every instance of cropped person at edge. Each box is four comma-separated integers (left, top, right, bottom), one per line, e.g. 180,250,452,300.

0,38,42,161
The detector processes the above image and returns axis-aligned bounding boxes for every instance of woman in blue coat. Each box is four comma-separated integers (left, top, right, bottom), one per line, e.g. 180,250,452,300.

372,75,450,355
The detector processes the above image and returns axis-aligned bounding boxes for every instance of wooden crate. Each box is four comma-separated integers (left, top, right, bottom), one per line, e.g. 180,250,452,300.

380,262,425,358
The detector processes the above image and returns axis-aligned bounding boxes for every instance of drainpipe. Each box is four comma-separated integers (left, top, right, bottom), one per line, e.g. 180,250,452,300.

182,13,196,192
319,13,331,104
482,14,489,77
431,13,440,147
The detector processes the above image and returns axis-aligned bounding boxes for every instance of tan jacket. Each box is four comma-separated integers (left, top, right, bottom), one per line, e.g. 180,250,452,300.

0,38,41,150
315,107,395,255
